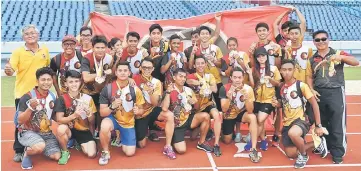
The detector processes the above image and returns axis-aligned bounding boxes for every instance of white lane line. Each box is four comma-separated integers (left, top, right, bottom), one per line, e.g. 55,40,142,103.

206,152,218,171
217,163,361,169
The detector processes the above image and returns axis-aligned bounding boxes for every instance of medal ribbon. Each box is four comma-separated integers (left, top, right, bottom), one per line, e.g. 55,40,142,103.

93,54,103,77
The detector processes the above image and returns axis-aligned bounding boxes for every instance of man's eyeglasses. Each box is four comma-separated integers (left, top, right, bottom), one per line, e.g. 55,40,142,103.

314,37,328,42
63,43,76,47
141,66,153,70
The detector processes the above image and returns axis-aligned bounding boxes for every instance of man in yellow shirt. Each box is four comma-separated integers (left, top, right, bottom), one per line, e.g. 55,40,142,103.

188,26,224,113
187,56,222,157
98,61,145,165
133,57,176,159
276,59,325,169
4,25,50,163
219,68,260,163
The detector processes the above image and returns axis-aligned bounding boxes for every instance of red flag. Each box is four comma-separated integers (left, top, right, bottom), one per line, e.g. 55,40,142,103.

89,6,290,54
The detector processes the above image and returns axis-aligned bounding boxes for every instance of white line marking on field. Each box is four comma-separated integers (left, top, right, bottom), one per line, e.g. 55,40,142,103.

206,152,218,171
71,167,213,171
217,163,361,170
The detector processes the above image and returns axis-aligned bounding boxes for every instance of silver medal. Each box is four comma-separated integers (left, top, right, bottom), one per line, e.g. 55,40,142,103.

204,88,211,96
184,104,192,112
260,77,265,84
36,105,43,111
154,47,160,53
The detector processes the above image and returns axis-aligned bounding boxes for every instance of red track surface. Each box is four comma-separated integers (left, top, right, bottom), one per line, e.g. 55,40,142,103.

1,95,361,171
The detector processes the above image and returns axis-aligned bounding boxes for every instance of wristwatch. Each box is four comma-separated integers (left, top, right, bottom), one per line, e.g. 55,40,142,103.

109,104,116,111
165,91,171,94
316,124,322,128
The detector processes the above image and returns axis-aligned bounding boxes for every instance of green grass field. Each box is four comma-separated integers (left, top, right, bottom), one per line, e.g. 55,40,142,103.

1,67,361,107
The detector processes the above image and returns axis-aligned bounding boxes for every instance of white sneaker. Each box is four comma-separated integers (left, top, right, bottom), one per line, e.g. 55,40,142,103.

98,151,110,165
234,133,242,143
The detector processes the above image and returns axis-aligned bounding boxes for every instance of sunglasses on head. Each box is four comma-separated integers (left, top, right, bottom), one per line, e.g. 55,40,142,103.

314,37,328,42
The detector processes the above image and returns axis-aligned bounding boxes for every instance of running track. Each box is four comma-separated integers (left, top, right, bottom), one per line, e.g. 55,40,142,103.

1,95,361,171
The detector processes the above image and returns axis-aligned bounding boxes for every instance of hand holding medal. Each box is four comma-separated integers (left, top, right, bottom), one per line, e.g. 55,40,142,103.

227,86,236,100
249,42,257,53
264,76,271,84
205,53,216,67
104,69,112,75
111,98,122,111
171,52,177,65
166,83,175,93
151,47,161,59
133,106,142,116
240,88,248,101
75,100,88,119
27,98,39,111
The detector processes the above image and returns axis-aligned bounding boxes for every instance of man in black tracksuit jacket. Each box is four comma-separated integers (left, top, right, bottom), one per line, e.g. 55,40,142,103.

306,30,359,164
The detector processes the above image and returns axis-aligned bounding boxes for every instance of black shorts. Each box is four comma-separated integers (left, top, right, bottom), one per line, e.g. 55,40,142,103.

172,114,195,144
200,104,217,114
71,129,94,145
222,111,246,135
212,83,223,111
254,102,274,115
135,107,162,141
282,118,310,147
90,94,100,117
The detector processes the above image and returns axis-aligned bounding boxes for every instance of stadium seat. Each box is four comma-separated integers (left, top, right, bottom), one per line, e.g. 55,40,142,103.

1,0,95,41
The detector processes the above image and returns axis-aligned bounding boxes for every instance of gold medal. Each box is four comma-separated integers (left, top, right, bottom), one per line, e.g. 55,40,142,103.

95,76,105,84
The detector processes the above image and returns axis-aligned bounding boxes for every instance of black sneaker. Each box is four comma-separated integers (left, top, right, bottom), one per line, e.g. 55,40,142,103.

333,157,343,164
197,142,213,153
213,145,221,157
294,153,309,169
249,148,260,163
318,137,328,158
271,134,280,147
206,129,214,141
312,148,321,154
148,132,160,142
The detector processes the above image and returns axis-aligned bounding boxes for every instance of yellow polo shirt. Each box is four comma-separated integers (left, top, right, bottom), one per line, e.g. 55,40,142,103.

9,45,50,99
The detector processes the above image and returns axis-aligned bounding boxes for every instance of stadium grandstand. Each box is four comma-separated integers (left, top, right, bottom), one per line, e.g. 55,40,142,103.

1,0,361,68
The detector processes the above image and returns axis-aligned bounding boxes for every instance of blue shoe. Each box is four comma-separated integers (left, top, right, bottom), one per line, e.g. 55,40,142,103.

244,140,252,151
67,138,75,148
21,154,33,170
260,140,268,151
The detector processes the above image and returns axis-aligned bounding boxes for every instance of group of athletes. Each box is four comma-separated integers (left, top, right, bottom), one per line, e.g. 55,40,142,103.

4,6,359,170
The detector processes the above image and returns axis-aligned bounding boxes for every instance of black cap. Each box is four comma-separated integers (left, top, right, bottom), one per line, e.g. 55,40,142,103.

254,47,267,58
